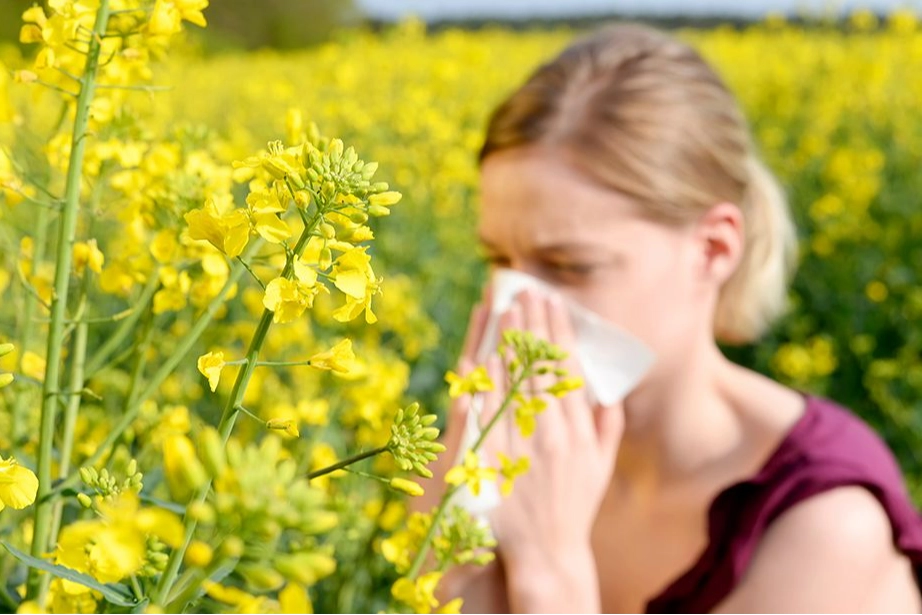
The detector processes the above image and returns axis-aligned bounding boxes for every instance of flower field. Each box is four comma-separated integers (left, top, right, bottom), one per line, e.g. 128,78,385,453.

0,2,921,612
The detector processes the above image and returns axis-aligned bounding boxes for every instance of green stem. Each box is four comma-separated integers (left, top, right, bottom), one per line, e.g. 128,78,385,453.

84,270,159,378
233,404,263,424
307,446,389,481
151,216,321,607
343,467,390,483
235,255,265,289
11,205,50,452
45,286,89,593
252,359,315,367
27,0,111,599
164,556,228,612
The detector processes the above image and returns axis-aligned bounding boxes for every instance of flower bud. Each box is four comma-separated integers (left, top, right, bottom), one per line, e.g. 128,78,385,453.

360,161,379,180
76,493,93,509
388,478,424,497
367,205,390,218
275,552,337,585
0,343,14,358
220,536,245,559
187,501,216,525
79,466,97,486
239,562,285,591
184,540,214,568
301,510,338,535
320,223,336,240
368,191,402,207
348,210,368,224
197,427,226,478
319,247,332,270
328,139,344,162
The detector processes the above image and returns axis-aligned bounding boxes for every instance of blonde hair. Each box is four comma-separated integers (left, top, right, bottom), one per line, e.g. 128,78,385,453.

479,23,798,344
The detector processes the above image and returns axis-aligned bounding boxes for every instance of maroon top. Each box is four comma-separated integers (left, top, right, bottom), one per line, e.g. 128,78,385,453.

646,394,922,613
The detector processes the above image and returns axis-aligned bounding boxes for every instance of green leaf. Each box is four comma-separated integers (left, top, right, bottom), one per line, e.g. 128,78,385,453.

1,542,136,607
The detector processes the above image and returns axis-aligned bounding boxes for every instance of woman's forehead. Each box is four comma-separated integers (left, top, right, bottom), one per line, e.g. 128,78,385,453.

479,149,642,245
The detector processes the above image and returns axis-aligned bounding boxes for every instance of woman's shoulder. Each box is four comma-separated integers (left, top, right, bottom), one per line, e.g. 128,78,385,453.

646,394,922,613
754,394,914,501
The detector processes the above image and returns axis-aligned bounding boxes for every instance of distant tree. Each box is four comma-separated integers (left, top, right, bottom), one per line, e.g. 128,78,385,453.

0,0,364,50
201,0,363,50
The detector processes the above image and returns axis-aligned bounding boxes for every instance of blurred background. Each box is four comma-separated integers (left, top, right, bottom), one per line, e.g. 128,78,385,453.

3,0,922,495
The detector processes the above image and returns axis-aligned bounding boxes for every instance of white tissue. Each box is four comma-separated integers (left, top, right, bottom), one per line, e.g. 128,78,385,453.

450,268,656,519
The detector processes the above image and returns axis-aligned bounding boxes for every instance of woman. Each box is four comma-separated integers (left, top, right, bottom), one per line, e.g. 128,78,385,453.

416,22,922,613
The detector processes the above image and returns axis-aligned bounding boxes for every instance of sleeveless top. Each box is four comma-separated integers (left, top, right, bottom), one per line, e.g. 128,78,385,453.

645,394,922,613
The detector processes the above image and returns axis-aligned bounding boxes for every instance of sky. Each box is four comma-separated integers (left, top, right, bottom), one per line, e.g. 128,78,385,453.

357,0,922,21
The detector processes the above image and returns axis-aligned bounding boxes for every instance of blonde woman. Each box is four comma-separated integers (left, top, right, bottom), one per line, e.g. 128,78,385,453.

418,23,922,613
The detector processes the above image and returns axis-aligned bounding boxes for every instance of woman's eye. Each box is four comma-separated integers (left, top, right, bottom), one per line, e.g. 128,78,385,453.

484,254,510,267
547,262,597,276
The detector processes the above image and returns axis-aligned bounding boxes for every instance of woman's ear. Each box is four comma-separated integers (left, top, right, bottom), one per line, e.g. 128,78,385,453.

695,202,744,286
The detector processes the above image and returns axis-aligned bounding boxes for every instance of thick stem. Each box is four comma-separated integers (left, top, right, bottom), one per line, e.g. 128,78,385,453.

27,0,111,599
46,289,89,570
151,216,321,606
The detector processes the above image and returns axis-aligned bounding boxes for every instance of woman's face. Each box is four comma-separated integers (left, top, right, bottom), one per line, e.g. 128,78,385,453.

478,147,723,359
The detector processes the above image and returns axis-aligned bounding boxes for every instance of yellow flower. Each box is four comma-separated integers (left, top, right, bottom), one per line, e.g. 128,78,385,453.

514,395,547,437
203,581,274,613
444,366,494,398
234,140,304,184
148,0,208,35
266,418,300,438
22,351,46,381
184,198,250,258
437,598,464,614
444,451,497,497
251,212,291,243
391,572,442,614
47,578,97,614
279,582,313,614
866,280,888,303
309,339,357,375
389,477,425,497
331,247,381,324
546,376,584,398
72,240,104,275
263,257,323,324
56,492,183,583
0,456,39,511
497,453,529,496
184,540,214,568
197,350,225,392
163,433,208,501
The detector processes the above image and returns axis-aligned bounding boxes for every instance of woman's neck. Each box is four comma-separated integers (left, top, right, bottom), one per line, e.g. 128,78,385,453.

613,342,748,496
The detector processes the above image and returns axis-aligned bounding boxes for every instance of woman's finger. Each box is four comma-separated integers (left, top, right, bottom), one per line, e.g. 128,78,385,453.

521,290,567,454
545,293,595,443
593,400,625,463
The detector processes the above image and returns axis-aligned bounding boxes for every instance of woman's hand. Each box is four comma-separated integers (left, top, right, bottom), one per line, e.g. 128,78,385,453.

481,288,625,612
